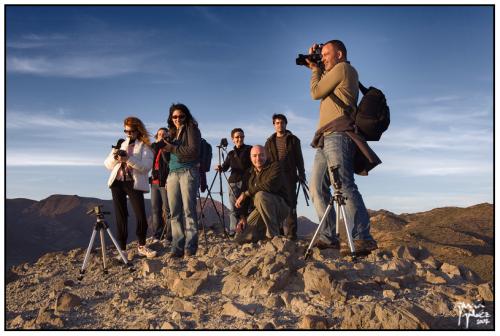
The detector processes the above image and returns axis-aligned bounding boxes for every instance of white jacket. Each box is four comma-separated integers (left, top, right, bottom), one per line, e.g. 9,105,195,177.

104,138,154,192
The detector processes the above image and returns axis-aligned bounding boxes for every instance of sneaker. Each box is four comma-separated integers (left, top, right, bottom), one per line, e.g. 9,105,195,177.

313,238,339,250
138,245,157,258
354,239,378,256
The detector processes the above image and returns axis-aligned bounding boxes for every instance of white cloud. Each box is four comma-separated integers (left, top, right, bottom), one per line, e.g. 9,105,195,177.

7,55,143,78
7,153,103,167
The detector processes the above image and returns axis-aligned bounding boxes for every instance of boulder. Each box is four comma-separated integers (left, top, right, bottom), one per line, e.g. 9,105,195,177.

55,291,82,313
440,263,462,280
222,302,250,319
299,315,329,329
303,263,332,297
478,282,493,302
141,259,163,275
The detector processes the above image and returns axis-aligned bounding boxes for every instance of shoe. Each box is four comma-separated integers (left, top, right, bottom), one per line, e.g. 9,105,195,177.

313,238,339,250
184,249,197,257
341,240,378,256
354,239,378,256
168,250,184,258
137,245,157,258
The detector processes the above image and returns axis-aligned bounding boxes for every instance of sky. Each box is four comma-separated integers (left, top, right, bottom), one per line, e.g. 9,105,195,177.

5,5,494,221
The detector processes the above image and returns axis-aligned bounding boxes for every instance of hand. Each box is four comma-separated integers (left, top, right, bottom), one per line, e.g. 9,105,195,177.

235,193,246,208
215,165,222,172
235,218,247,233
117,154,128,163
163,141,175,152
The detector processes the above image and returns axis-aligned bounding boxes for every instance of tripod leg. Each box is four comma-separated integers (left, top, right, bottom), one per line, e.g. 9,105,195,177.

335,202,340,237
304,203,334,259
340,204,355,254
200,172,219,213
79,228,98,279
105,228,129,265
99,229,108,274
197,190,208,253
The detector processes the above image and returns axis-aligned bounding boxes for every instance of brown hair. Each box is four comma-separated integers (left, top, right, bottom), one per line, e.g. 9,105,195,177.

124,116,151,146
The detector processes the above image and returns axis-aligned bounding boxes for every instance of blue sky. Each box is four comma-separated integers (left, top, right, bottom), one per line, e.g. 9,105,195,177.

6,5,493,220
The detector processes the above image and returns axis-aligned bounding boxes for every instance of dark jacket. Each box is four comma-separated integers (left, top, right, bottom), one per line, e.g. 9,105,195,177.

221,144,252,184
265,130,305,183
310,115,381,175
166,121,201,163
150,141,170,187
243,161,290,206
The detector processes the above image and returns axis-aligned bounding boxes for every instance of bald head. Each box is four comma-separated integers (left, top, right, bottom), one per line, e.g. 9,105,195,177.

250,145,267,171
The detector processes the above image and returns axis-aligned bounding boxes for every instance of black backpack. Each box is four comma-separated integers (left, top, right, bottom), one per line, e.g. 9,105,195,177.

330,82,390,141
199,138,212,173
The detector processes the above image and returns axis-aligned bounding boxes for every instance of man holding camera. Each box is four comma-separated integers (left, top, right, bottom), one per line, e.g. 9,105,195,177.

215,128,252,237
306,40,377,255
264,114,305,241
233,145,290,244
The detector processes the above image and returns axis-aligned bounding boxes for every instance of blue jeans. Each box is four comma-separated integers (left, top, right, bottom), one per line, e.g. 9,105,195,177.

228,181,243,233
309,132,373,243
151,183,171,240
167,167,199,255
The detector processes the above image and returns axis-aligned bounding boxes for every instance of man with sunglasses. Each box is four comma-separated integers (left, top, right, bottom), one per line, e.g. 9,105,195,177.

215,128,252,236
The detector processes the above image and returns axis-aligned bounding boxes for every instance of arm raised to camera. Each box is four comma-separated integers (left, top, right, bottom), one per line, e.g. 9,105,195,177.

104,149,119,170
126,144,154,174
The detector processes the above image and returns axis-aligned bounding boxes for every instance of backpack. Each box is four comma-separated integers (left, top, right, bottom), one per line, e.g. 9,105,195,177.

199,138,212,173
330,82,390,141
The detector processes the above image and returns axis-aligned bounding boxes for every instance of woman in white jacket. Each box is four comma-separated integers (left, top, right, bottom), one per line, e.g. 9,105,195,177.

104,116,156,259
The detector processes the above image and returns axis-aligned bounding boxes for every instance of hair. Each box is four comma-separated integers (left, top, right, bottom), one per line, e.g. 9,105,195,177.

231,128,244,138
154,127,168,140
272,113,288,125
167,103,197,132
123,116,151,146
324,39,347,58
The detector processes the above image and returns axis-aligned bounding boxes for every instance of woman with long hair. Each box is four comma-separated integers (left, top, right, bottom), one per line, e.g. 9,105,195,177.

163,103,201,258
104,116,157,259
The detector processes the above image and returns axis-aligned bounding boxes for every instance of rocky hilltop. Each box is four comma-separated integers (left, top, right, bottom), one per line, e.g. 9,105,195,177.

5,198,494,330
6,236,494,329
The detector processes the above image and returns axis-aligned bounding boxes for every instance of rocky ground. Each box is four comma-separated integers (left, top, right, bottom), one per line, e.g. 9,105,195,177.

5,232,494,330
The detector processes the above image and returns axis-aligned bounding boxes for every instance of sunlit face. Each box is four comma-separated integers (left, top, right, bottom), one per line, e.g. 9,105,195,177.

273,119,286,134
232,131,244,148
250,146,267,170
171,109,186,128
321,43,340,72
156,129,167,141
124,125,138,140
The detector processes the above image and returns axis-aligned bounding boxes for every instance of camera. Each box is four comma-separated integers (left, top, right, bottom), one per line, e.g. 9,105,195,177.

296,43,324,66
219,138,228,148
112,138,127,159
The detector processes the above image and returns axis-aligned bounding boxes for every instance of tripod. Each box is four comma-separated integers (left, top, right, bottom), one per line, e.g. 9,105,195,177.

78,206,133,280
199,143,231,237
305,165,356,259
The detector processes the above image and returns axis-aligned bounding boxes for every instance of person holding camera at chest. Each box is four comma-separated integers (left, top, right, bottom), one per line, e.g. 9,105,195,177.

104,116,157,259
162,103,201,258
306,40,378,255
150,127,172,244
264,114,305,241
215,128,252,237
233,145,290,244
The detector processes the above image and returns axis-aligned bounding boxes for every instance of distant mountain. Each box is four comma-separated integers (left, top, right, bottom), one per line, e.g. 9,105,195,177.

5,194,229,268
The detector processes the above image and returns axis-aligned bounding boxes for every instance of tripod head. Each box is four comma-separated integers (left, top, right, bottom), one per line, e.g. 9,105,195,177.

86,205,110,220
330,165,342,190
217,138,228,149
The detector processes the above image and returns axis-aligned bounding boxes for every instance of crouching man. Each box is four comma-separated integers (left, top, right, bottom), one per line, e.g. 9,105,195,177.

233,145,290,244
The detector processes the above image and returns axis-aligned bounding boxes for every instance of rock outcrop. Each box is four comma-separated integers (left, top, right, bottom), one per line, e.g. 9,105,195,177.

6,232,493,330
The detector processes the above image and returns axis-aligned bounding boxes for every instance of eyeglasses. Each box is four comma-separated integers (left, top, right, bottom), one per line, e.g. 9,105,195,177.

234,136,244,139
172,115,185,120
124,129,136,134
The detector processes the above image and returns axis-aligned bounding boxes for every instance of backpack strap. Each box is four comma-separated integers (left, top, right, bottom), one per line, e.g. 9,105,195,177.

359,82,369,95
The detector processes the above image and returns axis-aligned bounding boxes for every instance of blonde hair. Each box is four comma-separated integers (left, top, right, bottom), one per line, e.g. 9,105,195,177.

124,116,151,146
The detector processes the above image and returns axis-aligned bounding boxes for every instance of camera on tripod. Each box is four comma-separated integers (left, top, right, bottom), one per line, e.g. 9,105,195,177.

218,138,228,148
86,205,110,219
296,43,324,66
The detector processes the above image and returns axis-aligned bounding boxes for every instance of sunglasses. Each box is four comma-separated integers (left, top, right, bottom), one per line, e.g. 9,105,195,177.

124,129,137,134
172,115,185,120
